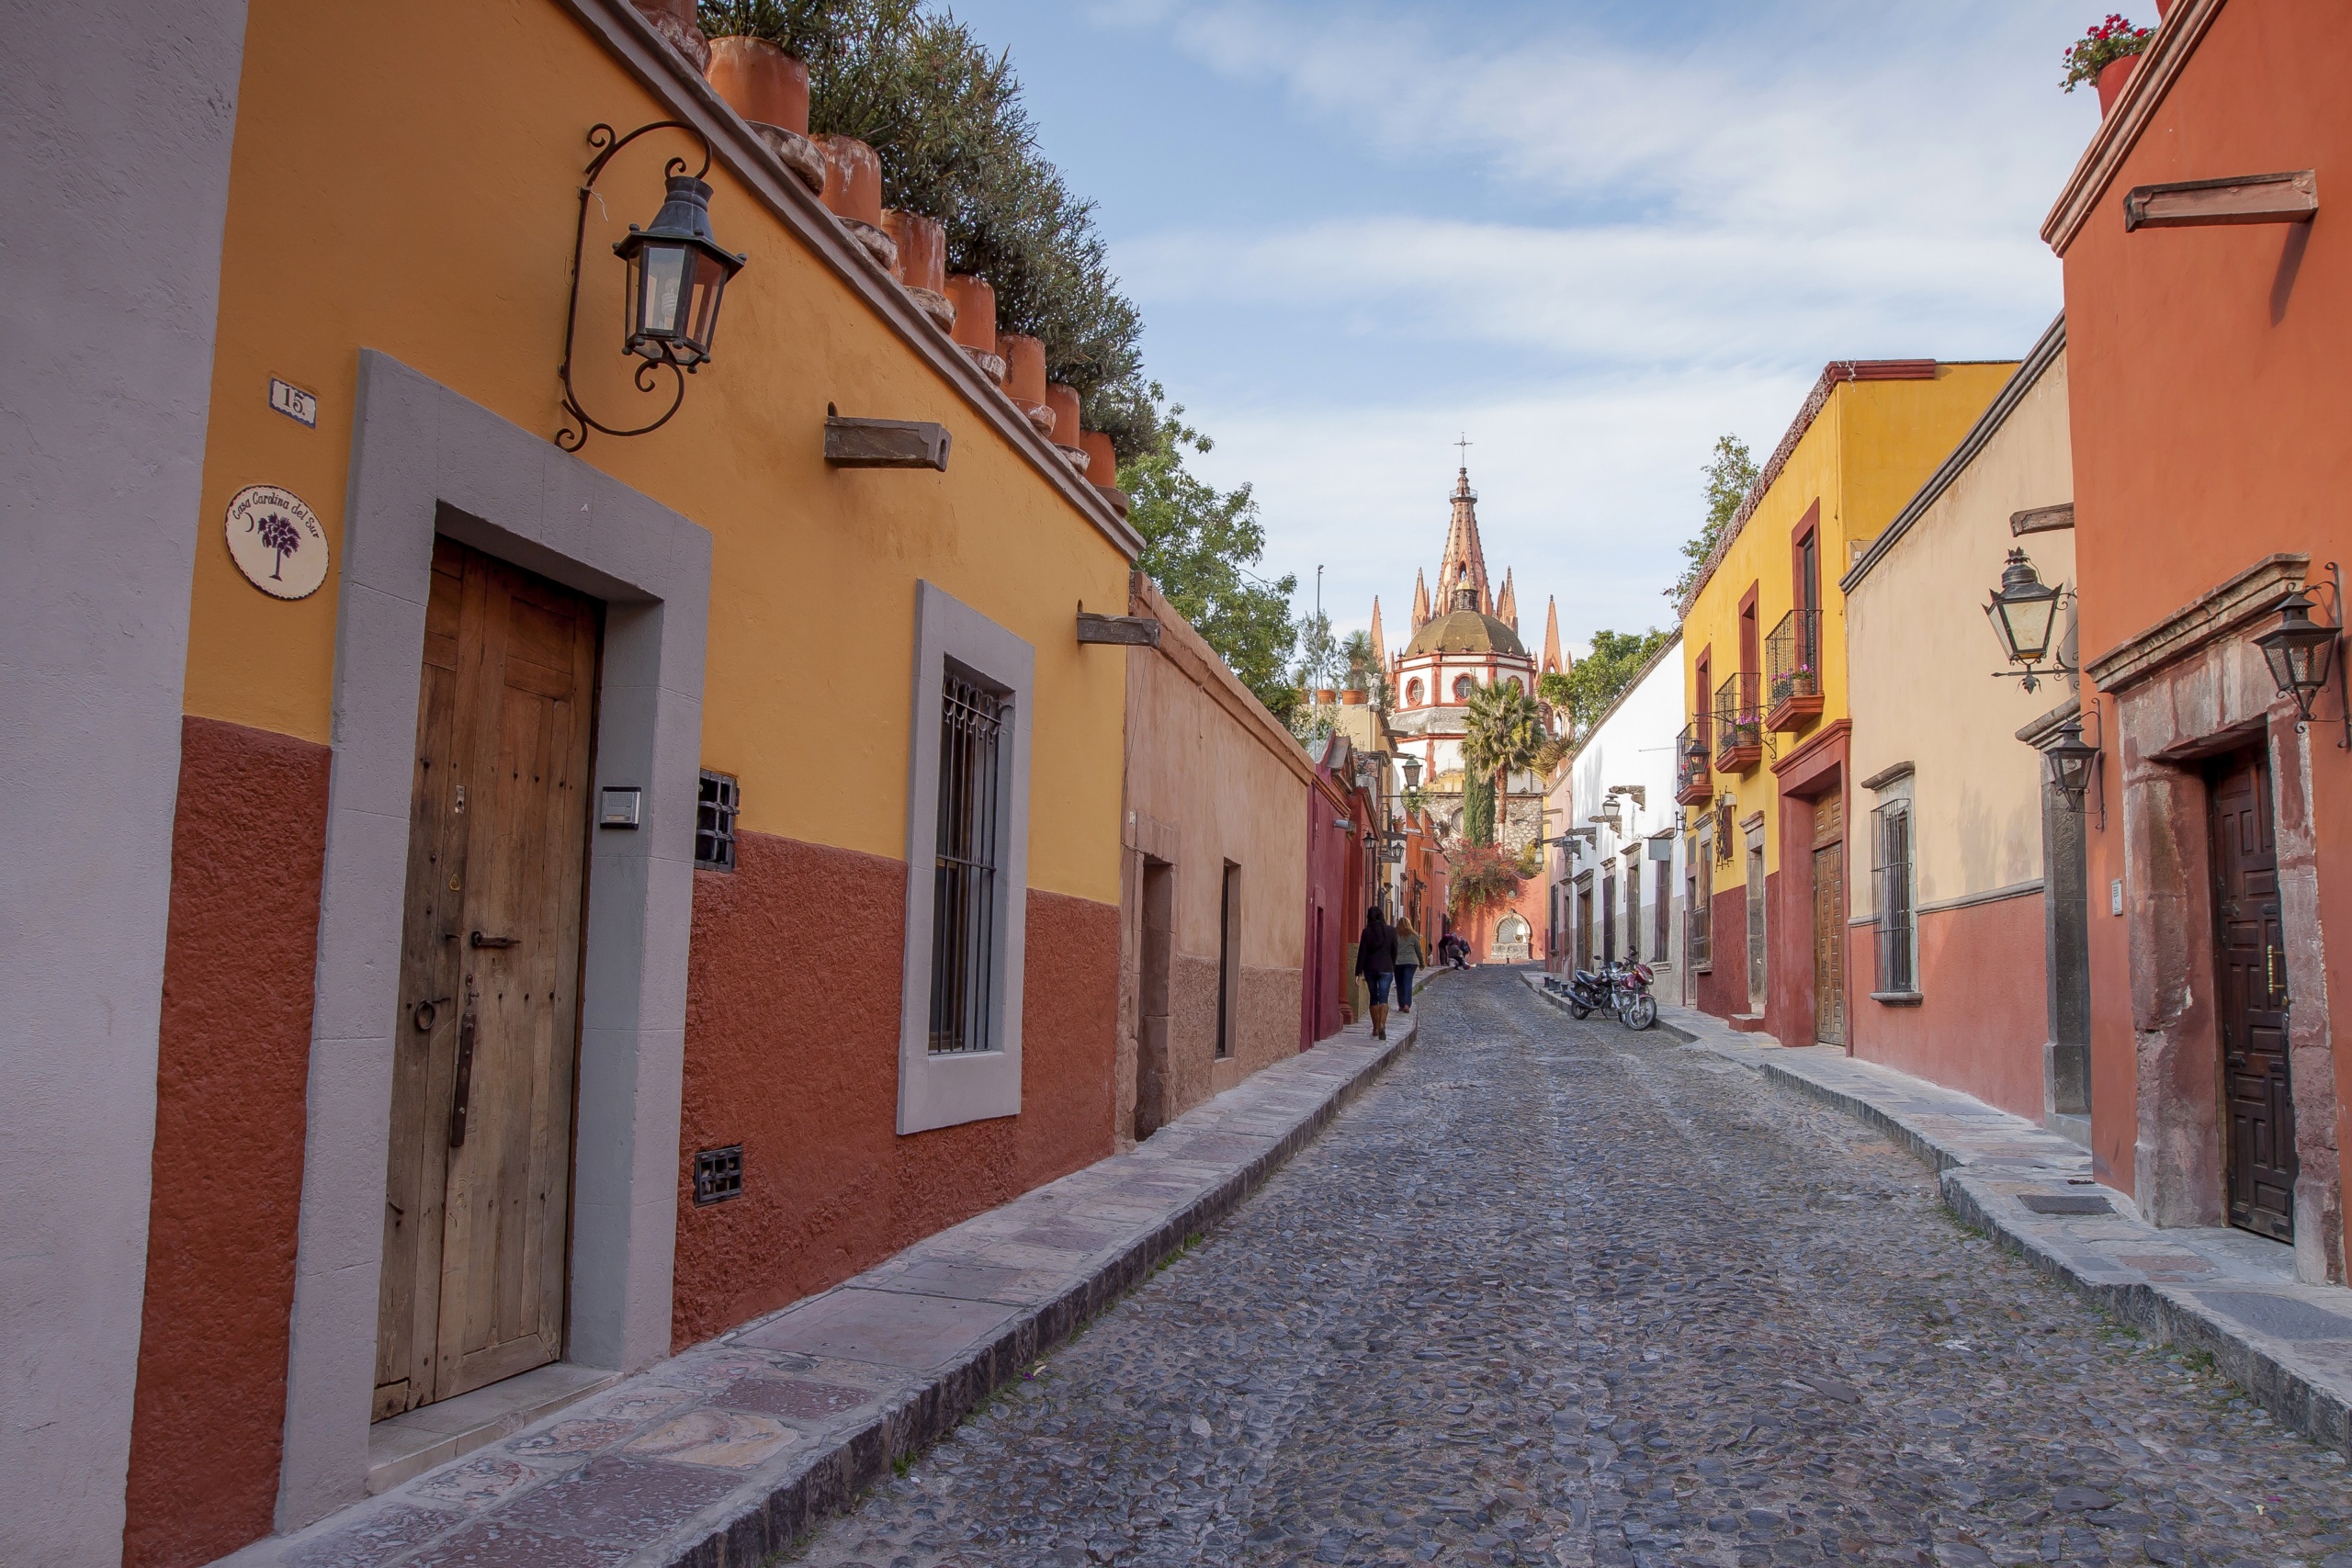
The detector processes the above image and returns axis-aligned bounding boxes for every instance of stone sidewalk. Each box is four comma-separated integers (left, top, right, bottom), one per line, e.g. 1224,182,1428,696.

220,984,1441,1568
1523,971,2352,1459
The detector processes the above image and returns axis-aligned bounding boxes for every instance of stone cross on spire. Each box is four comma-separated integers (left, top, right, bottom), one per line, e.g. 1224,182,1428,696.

1436,462,1491,615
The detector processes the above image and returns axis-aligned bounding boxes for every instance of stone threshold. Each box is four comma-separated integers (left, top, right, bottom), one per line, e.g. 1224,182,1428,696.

368,1361,623,1495
216,979,1441,1568
1523,973,2352,1460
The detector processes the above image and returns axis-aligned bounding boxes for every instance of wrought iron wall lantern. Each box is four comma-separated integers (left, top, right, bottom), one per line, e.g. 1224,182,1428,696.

2255,564,2350,750
2035,705,2106,827
1985,547,2074,692
557,122,748,452
1401,755,1423,791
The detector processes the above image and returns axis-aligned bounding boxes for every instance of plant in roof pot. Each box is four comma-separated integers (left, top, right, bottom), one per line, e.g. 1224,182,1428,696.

2061,13,2154,115
698,2,827,192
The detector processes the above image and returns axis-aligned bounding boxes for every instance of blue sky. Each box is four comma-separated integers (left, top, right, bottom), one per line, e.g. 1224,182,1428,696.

948,0,2148,657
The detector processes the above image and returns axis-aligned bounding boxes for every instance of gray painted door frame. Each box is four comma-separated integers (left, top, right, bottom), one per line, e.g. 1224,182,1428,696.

275,353,711,1530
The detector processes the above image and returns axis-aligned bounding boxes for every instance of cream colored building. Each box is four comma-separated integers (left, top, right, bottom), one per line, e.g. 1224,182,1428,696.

1842,319,2081,1130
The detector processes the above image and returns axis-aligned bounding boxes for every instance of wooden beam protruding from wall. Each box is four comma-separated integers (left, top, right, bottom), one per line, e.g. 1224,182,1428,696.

1076,612,1160,648
824,413,952,470
2010,502,2075,536
2124,171,2317,232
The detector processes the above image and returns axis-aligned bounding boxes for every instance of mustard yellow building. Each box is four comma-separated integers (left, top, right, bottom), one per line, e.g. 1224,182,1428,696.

111,2,1150,1561
1677,359,2015,1045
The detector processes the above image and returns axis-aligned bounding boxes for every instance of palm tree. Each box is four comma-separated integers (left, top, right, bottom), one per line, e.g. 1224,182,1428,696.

1459,680,1545,847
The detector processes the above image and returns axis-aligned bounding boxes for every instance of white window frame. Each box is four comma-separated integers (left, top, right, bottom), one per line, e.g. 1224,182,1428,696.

898,581,1035,1134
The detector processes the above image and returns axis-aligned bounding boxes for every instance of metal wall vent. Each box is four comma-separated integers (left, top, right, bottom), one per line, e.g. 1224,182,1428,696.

693,1144,744,1205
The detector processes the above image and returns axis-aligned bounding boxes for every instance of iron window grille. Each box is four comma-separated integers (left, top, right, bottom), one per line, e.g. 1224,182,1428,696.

1765,609,1821,713
929,672,1006,1055
1654,859,1672,963
1687,845,1713,969
1873,801,1916,994
695,769,739,871
692,1145,743,1205
1623,868,1642,964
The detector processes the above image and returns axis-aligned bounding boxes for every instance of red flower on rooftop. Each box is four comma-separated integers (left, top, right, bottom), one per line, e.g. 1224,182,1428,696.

2062,12,2153,91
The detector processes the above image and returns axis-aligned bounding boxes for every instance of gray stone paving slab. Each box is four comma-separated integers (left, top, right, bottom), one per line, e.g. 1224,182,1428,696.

1527,974,2352,1460
213,976,1444,1568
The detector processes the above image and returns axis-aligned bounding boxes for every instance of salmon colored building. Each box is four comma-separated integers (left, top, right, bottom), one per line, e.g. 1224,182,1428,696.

2045,0,2352,1284
1115,573,1314,1145
1841,321,2081,1129
1677,359,2016,1044
62,1,1164,1561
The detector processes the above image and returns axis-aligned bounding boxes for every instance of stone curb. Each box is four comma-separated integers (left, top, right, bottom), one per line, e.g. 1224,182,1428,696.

668,993,1437,1566
1519,971,2352,1461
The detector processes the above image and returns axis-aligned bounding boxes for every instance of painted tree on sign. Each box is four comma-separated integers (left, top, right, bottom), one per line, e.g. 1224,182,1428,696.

251,513,301,581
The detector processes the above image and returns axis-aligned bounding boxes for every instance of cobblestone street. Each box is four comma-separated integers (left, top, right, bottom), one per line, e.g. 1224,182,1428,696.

795,969,2351,1568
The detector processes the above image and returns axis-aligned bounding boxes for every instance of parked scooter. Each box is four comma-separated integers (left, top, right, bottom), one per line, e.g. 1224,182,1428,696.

1559,962,1616,1021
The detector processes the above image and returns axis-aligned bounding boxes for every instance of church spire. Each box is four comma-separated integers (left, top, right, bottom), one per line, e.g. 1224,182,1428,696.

1436,464,1491,615
1542,596,1566,675
1410,569,1430,631
1368,597,1386,669
1495,569,1518,632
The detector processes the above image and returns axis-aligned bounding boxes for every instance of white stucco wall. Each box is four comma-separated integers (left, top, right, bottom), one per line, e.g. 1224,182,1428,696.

0,3,246,1560
1555,637,1687,985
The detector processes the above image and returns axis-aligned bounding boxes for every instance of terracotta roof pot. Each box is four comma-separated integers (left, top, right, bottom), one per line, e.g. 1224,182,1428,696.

1079,430,1118,487
635,0,709,71
998,333,1047,408
883,210,945,294
816,135,883,227
1045,383,1082,446
1340,690,1369,705
705,37,807,135
945,274,996,354
2095,53,2139,116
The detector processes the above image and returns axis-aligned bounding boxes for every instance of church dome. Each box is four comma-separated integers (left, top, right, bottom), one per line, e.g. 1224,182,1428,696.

1404,607,1526,659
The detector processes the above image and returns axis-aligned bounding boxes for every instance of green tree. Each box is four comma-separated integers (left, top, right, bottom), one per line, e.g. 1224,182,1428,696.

1668,434,1760,605
1339,629,1393,712
1461,773,1494,844
1122,392,1299,722
1460,681,1546,846
1547,628,1673,741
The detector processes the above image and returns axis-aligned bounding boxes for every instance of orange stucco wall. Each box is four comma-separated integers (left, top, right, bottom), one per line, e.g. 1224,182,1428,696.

1847,891,2050,1123
2058,0,2352,1197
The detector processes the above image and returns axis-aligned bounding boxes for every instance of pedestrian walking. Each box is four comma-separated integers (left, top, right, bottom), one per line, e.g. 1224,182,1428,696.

1392,918,1422,1013
1353,905,1397,1041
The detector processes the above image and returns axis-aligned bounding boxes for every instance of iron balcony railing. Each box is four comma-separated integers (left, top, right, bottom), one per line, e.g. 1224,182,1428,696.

1765,608,1821,720
1713,671,1762,768
1675,722,1711,803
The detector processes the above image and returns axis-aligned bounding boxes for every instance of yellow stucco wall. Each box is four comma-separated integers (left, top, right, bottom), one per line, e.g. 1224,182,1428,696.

1847,353,2075,914
1681,365,2016,887
183,0,1129,901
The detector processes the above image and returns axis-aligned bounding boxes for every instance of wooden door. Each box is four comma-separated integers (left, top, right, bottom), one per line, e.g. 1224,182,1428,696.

2210,750,2295,1243
1746,838,1767,1011
1813,844,1846,1046
376,538,600,1417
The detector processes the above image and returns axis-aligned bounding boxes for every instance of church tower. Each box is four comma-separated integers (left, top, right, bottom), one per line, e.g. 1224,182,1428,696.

1436,466,1491,615
1542,597,1566,676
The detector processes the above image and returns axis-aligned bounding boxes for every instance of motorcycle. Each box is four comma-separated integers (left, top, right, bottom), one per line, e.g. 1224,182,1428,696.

1612,961,1659,1032
1559,963,1616,1021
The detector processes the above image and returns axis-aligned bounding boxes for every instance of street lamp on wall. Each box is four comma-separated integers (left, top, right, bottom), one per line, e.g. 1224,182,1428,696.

2035,710,2106,826
1985,547,2073,692
557,122,748,452
2255,565,2349,750
1401,755,1422,791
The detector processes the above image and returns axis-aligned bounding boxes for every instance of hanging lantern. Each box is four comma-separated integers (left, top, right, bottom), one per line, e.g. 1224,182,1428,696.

2037,716,2102,813
1401,755,1423,791
1985,547,2065,681
615,174,746,371
2255,588,2340,723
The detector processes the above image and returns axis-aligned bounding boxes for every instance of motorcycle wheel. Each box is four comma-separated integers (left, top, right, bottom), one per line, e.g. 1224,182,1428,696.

1623,995,1657,1032
1568,1002,1590,1021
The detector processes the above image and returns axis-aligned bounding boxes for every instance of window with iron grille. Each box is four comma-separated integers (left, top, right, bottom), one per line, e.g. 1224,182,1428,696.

692,1145,743,1205
1215,863,1240,1059
1623,860,1642,963
695,770,739,871
1654,859,1672,964
1873,801,1916,994
929,672,1006,1055
1687,836,1713,969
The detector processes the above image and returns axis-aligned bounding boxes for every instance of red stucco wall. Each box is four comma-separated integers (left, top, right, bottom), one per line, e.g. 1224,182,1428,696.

671,829,1117,1348
1693,882,1755,1021
123,717,330,1568
2059,0,2352,1199
1849,891,2050,1122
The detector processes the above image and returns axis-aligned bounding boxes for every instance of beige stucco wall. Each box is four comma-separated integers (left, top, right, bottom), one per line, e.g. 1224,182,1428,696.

1116,592,1311,1145
1847,350,2076,917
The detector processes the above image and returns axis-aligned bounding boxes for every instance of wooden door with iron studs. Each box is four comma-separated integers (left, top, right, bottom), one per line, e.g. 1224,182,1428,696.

375,537,600,1417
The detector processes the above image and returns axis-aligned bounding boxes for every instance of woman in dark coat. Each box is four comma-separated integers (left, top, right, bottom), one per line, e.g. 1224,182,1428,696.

1354,905,1398,1040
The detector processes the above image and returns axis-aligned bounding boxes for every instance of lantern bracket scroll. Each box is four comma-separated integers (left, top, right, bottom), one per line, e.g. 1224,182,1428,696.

556,121,746,452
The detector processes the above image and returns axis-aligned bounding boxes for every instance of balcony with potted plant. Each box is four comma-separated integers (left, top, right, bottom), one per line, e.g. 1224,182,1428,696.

1764,608,1823,731
1713,671,1763,773
1675,722,1713,807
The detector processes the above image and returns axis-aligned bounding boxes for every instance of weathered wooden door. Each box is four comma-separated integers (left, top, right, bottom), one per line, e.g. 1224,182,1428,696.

1812,844,1846,1046
376,538,600,1417
1746,836,1767,1012
2210,750,2294,1243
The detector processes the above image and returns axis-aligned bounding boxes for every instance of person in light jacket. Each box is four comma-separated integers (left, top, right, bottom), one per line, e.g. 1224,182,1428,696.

1353,905,1397,1040
1393,918,1423,1013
